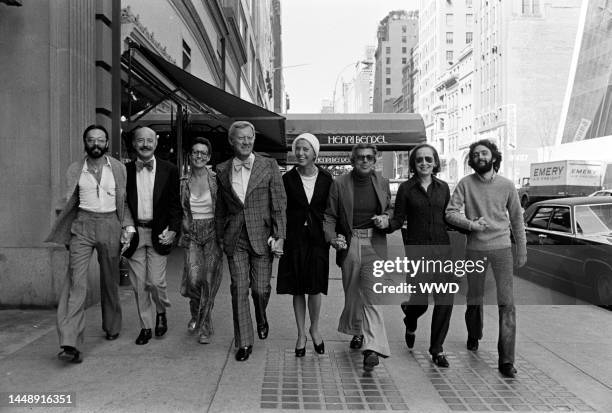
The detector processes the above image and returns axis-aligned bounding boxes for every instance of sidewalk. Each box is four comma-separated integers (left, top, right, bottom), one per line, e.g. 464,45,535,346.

1,234,612,412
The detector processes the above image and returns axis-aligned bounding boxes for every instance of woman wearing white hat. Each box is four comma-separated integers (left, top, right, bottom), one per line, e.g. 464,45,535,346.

277,133,333,357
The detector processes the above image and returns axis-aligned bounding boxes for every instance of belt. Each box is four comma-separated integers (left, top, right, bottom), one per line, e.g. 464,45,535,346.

353,228,373,238
137,221,153,228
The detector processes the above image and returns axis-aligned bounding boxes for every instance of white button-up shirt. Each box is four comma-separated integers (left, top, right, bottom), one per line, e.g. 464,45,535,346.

231,153,255,204
136,156,156,221
78,156,116,213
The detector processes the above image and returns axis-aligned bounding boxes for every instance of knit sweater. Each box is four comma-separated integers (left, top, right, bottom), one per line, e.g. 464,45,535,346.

445,172,527,256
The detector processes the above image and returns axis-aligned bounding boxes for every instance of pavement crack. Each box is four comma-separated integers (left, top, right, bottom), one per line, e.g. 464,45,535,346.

204,338,234,413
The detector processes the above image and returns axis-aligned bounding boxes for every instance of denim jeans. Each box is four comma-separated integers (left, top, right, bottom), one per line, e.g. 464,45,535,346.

465,247,516,366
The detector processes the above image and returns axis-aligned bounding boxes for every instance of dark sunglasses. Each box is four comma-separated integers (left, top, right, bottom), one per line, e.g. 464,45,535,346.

355,155,375,162
416,156,434,164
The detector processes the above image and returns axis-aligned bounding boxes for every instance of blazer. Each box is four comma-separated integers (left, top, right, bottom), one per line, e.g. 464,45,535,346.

45,156,133,246
178,168,218,248
123,157,182,257
283,167,333,250
323,170,393,267
214,153,287,256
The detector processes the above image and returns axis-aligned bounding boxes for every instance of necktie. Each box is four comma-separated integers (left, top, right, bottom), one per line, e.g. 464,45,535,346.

233,158,252,172
136,159,154,172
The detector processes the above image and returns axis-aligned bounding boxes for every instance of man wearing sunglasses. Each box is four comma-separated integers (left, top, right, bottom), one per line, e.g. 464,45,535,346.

324,143,393,372
446,139,527,378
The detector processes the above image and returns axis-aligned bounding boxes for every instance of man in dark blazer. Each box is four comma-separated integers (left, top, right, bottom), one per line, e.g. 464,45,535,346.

323,143,393,372
215,120,287,361
123,126,181,345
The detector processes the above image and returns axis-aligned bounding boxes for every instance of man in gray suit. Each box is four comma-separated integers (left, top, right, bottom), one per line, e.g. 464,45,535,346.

215,121,287,361
46,124,134,363
324,143,393,371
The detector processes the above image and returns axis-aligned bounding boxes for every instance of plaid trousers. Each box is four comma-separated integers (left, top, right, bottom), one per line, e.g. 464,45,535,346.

227,226,272,347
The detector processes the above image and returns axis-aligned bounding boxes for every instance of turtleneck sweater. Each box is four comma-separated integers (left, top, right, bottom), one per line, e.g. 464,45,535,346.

352,170,377,229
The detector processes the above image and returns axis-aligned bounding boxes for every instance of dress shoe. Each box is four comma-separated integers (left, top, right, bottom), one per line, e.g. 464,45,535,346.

350,335,364,349
432,353,450,368
295,336,307,357
309,328,325,354
257,322,269,340
155,312,168,337
363,350,380,372
106,332,119,341
467,337,479,351
499,363,517,378
58,346,82,364
235,345,253,361
135,328,152,345
198,333,210,344
405,329,415,349
187,318,197,333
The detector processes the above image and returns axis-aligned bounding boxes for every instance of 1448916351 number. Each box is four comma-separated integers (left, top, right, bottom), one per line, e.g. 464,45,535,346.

1,392,75,407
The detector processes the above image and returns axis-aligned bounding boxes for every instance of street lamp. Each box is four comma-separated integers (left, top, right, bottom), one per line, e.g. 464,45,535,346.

332,60,373,113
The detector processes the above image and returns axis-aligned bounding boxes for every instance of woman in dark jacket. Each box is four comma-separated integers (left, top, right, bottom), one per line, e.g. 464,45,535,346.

277,133,333,357
388,143,454,368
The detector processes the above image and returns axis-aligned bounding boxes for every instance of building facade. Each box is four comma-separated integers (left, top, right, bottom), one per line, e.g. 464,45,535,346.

0,0,281,306
373,10,418,113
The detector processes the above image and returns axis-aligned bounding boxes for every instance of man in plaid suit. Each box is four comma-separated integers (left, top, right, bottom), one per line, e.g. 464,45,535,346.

215,121,287,361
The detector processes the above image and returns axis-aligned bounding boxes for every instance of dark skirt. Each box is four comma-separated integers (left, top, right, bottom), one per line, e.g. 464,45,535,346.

277,226,329,295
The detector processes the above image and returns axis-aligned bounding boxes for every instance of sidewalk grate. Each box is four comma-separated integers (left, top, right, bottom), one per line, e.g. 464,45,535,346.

260,348,409,410
413,350,596,412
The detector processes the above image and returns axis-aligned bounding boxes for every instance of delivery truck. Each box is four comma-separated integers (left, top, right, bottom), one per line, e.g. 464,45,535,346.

517,160,604,208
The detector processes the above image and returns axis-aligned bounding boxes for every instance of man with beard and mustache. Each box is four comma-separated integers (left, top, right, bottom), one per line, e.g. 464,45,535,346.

214,121,286,362
123,126,181,345
46,124,134,363
445,139,526,378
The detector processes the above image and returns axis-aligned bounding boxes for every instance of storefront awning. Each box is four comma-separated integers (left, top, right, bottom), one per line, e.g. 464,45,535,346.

286,113,426,152
135,45,286,152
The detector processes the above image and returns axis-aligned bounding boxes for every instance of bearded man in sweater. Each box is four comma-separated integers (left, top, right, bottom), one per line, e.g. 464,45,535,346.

445,139,526,378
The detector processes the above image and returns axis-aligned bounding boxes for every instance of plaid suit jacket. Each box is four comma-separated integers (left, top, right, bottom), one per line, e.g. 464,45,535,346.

45,156,134,246
215,153,287,256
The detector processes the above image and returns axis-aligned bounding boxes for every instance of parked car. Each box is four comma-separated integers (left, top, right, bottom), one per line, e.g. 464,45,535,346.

520,197,612,307
588,189,612,197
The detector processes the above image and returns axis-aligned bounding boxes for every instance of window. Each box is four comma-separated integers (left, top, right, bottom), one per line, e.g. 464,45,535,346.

446,32,453,45
386,67,391,74
386,88,391,95
386,78,391,85
466,0,472,7
386,57,391,64
529,207,553,229
402,25,407,33
386,46,391,54
446,50,453,62
402,57,407,64
522,0,541,15
402,47,407,54
466,14,474,27
549,208,572,233
446,13,453,25
466,32,473,44
182,39,191,72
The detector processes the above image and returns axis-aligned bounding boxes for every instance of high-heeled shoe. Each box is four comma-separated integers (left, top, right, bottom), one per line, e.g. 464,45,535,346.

309,328,325,354
295,336,307,357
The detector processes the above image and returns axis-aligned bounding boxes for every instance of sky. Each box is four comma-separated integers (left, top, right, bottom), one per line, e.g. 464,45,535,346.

281,0,419,113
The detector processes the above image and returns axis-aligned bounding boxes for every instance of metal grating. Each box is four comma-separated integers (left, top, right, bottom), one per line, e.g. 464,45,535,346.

260,348,409,410
413,350,596,412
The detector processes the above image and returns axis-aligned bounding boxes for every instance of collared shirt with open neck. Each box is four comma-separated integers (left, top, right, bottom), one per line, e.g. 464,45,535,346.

78,155,116,213
136,155,156,221
231,152,255,204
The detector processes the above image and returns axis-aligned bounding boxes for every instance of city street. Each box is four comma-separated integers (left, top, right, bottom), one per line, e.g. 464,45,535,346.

2,232,611,413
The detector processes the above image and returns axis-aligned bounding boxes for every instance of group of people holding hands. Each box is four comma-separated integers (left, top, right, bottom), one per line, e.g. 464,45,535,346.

48,120,526,379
